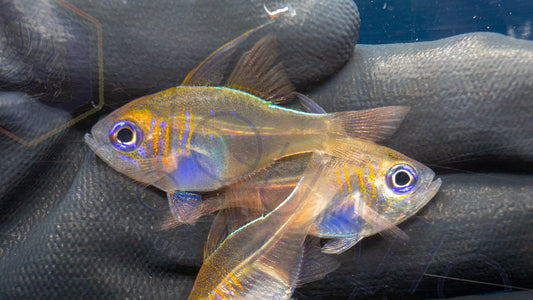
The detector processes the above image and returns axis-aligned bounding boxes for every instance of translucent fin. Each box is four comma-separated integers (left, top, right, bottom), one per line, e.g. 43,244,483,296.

296,236,340,286
226,34,295,104
203,210,231,261
203,177,268,260
329,106,410,142
166,191,221,225
321,236,364,255
181,20,274,86
189,165,325,299
157,215,183,231
203,207,262,261
295,93,327,114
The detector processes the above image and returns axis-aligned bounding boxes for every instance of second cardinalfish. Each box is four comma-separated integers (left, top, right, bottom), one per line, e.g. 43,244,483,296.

163,137,441,255
161,95,441,255
84,25,408,196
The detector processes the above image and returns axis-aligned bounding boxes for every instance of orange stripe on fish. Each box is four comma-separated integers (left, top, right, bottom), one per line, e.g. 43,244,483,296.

213,287,228,300
341,160,353,201
163,121,171,164
228,273,244,294
213,262,242,296
153,118,160,156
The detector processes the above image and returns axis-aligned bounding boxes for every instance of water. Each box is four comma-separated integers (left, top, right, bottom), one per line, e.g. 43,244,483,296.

356,0,533,44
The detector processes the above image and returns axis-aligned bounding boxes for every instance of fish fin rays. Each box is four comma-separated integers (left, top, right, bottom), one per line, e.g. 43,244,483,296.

321,236,363,255
204,207,262,261
180,22,295,105
181,20,274,87
329,106,410,143
166,191,213,225
203,177,268,260
296,236,340,286
226,34,295,104
295,93,327,114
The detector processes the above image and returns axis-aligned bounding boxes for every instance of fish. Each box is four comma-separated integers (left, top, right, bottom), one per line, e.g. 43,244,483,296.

162,137,441,256
84,25,409,195
309,138,442,254
187,153,340,299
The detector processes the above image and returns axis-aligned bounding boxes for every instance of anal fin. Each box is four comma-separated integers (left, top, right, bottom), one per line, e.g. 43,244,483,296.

297,236,340,286
321,236,363,255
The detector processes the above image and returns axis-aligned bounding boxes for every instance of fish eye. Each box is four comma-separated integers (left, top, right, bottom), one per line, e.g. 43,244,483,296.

108,120,142,152
386,164,418,193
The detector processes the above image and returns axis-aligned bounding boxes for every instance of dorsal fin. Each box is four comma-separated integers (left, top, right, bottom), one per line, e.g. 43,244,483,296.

226,34,294,104
181,21,273,86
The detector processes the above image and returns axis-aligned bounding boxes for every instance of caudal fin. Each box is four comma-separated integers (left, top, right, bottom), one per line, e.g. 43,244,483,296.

329,106,410,142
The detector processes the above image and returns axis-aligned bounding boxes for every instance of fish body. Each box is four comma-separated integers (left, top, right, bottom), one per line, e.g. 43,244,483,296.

165,138,441,254
86,85,328,192
188,154,338,299
309,138,441,253
85,32,408,193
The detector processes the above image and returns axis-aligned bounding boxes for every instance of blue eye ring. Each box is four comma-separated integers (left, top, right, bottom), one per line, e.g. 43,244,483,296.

108,120,143,152
387,164,418,193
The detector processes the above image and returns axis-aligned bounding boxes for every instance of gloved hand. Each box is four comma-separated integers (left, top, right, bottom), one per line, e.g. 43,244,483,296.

0,1,531,299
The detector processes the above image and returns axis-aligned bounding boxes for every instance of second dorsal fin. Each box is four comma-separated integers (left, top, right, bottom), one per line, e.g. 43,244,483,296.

226,34,295,104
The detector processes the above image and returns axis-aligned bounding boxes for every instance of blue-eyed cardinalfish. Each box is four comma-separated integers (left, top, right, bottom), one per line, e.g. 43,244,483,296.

162,135,441,255
187,153,341,299
160,94,441,255
84,20,408,202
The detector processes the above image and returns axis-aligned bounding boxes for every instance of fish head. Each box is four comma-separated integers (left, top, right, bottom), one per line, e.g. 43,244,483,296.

84,95,171,186
359,144,442,225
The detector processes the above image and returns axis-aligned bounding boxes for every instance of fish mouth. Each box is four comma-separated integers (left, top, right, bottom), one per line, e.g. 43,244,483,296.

406,175,442,215
84,133,98,153
427,177,442,200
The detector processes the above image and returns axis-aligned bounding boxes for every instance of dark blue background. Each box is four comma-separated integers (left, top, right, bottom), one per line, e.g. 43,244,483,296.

356,0,533,44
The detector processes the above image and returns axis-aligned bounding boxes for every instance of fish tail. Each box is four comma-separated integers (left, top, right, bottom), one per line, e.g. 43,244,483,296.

327,106,410,143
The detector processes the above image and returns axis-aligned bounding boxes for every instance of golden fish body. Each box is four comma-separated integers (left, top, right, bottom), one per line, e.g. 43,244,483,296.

85,26,408,194
166,138,441,254
85,84,408,193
